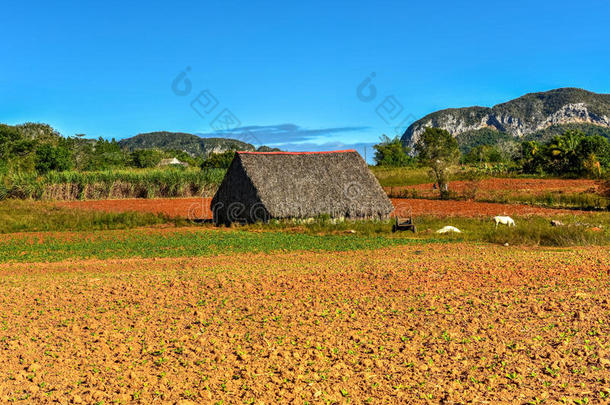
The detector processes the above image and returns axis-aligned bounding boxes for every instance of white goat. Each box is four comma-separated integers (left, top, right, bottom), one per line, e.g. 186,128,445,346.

436,225,462,234
493,216,515,228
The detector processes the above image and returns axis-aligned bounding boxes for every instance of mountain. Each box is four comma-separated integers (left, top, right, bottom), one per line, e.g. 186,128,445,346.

401,88,610,151
118,131,257,156
1,122,64,144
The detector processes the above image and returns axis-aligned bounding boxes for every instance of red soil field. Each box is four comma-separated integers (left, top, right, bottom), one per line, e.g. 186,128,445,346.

57,197,213,219
58,196,588,220
0,244,608,403
385,178,599,198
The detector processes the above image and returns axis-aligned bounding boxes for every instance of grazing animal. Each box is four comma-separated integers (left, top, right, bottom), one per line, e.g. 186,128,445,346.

436,225,462,234
493,216,515,228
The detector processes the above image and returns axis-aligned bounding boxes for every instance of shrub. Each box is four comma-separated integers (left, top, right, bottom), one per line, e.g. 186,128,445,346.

202,151,236,169
373,135,414,167
131,149,164,168
35,144,73,174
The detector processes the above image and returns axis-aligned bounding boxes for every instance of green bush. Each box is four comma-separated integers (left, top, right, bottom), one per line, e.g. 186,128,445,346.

373,135,414,167
130,149,164,168
520,131,610,177
202,151,236,169
35,144,73,174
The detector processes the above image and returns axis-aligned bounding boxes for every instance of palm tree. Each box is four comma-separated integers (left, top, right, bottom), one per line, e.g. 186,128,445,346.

548,130,583,173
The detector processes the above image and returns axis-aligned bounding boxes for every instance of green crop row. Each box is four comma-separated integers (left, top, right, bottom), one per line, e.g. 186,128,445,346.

0,168,226,200
0,227,441,263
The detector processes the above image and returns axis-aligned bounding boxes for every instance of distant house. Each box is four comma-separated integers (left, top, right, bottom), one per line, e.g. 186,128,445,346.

158,158,188,167
211,150,393,225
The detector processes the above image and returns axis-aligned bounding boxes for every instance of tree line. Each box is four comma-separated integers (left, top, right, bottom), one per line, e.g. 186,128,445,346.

0,123,246,175
374,128,610,177
373,128,610,199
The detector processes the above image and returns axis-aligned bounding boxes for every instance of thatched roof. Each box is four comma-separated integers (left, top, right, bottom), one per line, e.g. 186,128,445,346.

211,150,393,224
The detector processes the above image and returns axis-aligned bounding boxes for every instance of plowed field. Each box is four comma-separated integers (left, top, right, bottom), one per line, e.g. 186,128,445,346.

57,197,213,219
0,244,608,403
58,197,586,220
385,178,599,199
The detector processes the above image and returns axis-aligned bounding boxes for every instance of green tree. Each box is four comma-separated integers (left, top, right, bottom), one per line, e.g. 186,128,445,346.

0,125,22,168
34,144,73,174
414,128,460,199
131,149,164,168
83,138,128,170
63,135,95,171
547,130,585,174
0,124,39,172
373,135,413,167
520,141,546,174
202,150,236,169
576,135,610,171
545,130,583,174
463,145,504,164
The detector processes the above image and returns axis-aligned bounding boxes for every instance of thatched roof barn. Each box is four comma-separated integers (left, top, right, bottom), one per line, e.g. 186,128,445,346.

211,150,393,225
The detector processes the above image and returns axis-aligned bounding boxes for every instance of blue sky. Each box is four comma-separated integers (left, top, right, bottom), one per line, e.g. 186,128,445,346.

1,0,609,160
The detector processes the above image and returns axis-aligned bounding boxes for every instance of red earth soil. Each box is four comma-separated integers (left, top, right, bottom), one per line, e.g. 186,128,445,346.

58,196,588,219
385,178,599,198
0,245,608,403
58,197,213,219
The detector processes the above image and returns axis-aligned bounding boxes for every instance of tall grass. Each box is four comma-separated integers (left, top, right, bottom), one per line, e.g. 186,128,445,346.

0,200,182,234
0,168,226,200
479,192,609,211
370,165,589,188
371,165,498,187
371,167,431,187
409,214,610,246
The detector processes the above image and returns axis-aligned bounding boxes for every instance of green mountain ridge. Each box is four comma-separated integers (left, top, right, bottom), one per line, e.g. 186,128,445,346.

118,131,259,157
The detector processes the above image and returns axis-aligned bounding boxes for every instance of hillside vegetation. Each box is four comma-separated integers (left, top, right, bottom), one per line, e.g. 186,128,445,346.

402,88,610,151
0,123,270,201
118,131,257,156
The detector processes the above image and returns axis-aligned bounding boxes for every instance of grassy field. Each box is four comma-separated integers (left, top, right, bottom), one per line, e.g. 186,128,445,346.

0,202,607,267
0,227,445,263
0,200,180,234
0,219,607,263
1,199,609,250
477,191,609,211
250,213,610,246
370,166,432,187
1,166,445,200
